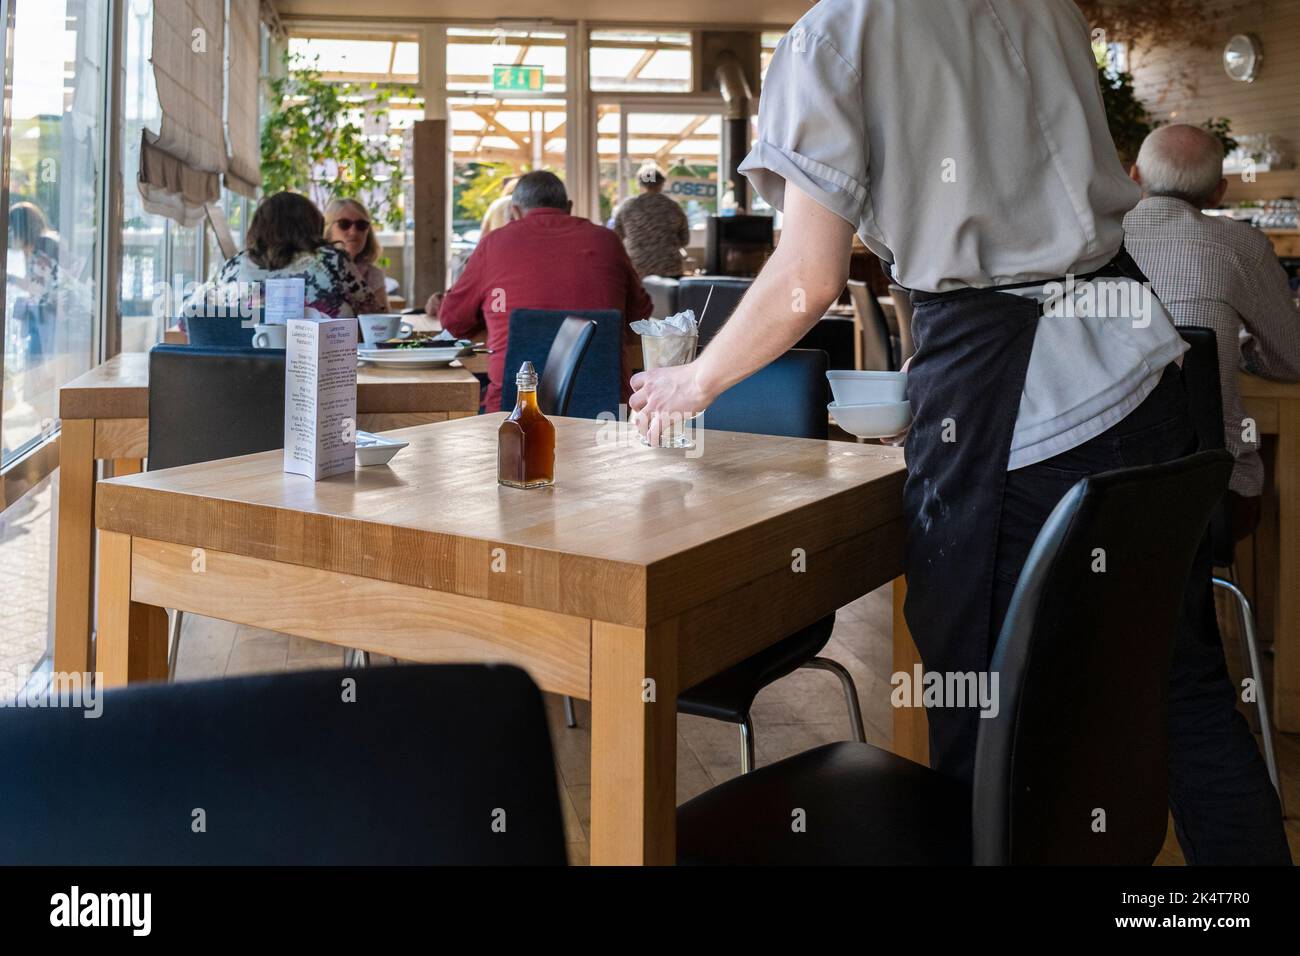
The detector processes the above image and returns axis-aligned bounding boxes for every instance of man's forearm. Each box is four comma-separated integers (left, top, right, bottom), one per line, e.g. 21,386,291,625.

694,241,848,400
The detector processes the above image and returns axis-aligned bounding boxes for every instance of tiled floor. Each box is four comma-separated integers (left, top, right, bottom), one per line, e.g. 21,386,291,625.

0,474,56,697
2,477,1297,864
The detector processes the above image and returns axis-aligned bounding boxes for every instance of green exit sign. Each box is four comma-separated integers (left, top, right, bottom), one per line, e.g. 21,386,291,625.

493,65,545,94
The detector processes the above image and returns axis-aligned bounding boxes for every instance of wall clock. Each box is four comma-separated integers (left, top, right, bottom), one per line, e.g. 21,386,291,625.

1223,33,1262,83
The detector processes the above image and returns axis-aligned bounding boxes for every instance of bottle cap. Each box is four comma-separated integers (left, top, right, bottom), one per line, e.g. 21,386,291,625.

516,361,538,391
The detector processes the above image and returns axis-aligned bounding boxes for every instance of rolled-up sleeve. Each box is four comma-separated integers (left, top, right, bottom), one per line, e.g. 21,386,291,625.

739,31,868,229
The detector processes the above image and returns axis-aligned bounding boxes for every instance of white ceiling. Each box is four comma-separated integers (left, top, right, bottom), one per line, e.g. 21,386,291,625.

271,0,810,28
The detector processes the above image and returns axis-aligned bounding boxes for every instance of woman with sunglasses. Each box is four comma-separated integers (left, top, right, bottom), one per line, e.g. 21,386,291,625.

325,197,390,312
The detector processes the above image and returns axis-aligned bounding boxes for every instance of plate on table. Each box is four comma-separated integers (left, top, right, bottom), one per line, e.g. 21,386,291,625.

357,350,460,369
357,336,472,368
355,430,409,467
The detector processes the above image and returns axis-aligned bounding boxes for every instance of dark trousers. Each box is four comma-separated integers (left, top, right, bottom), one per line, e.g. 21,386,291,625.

988,365,1291,865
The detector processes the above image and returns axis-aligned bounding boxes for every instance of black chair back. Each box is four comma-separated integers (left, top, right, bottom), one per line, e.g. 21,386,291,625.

500,309,622,419
642,276,681,319
701,350,829,440
537,317,597,416
678,276,752,345
1177,326,1235,565
973,450,1233,865
0,665,566,864
147,345,286,471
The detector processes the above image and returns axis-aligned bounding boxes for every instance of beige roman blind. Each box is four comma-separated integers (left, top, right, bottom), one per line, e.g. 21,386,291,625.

224,0,262,198
138,0,228,226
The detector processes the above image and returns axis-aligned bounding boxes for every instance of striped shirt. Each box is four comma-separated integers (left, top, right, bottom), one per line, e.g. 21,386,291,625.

613,191,690,278
1125,196,1300,495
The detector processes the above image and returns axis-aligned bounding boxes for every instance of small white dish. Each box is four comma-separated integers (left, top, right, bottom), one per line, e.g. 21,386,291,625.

828,400,912,439
826,370,908,406
354,430,409,467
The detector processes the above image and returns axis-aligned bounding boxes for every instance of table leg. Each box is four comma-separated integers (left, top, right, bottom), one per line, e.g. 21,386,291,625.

96,531,168,687
53,419,96,674
1275,399,1300,731
589,619,678,866
891,577,930,766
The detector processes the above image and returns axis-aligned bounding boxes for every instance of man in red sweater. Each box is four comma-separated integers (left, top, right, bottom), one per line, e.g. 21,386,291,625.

428,171,653,413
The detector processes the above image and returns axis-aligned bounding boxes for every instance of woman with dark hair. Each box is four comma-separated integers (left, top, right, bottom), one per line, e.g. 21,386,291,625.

183,191,382,322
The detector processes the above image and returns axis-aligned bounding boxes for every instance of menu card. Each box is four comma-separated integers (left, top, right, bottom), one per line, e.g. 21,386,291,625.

263,277,305,325
283,316,357,480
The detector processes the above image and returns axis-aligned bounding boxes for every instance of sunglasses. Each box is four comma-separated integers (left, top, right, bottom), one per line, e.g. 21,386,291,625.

331,218,370,232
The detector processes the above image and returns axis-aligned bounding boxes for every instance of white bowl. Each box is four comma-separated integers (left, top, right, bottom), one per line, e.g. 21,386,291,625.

355,430,409,467
828,401,912,439
826,370,908,406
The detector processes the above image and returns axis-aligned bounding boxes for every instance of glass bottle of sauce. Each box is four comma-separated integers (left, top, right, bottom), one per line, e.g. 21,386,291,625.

497,361,555,488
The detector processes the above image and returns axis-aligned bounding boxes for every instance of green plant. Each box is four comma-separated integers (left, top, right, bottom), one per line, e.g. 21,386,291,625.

456,162,516,223
1202,117,1238,156
260,51,416,230
1097,65,1155,165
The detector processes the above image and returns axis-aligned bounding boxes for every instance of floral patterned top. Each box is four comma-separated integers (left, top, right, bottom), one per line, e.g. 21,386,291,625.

181,245,384,323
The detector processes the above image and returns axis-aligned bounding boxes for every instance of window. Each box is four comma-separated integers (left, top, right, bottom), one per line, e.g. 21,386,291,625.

119,0,202,353
2,0,109,466
287,34,420,84
589,30,691,93
446,27,569,243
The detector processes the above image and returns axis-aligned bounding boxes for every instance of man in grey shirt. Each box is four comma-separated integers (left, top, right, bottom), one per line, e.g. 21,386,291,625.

631,0,1288,863
1126,124,1300,538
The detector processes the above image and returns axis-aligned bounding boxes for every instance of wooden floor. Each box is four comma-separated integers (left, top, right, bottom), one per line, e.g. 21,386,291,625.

173,583,1300,865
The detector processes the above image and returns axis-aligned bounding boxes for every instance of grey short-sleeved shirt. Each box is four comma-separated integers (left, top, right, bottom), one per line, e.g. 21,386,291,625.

742,0,1189,470
741,0,1139,293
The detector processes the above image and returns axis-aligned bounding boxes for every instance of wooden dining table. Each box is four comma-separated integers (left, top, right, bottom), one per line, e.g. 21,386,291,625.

53,351,481,676
92,415,908,865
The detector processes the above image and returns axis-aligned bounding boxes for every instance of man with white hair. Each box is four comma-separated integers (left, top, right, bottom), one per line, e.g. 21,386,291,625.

1126,124,1300,539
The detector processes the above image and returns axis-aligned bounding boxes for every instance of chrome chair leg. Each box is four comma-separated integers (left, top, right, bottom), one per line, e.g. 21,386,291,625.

345,648,370,668
1214,575,1284,813
738,715,756,774
562,695,577,728
166,609,185,681
804,656,867,743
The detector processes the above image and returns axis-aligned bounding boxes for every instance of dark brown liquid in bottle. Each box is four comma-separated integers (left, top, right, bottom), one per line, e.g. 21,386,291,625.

498,385,555,488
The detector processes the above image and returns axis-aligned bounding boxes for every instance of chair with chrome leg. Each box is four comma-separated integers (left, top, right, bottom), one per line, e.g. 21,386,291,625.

678,450,1233,863
677,349,866,774
1176,326,1283,809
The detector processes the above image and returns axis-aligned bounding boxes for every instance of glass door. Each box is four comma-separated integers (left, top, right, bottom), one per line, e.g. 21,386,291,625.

595,102,722,251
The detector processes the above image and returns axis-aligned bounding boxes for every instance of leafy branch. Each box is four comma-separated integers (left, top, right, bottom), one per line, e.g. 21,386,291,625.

260,51,417,230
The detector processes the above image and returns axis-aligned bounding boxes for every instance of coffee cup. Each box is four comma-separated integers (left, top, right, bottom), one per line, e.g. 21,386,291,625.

251,323,287,349
359,314,414,345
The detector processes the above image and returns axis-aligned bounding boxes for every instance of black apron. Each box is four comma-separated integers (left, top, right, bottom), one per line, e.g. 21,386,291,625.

902,249,1147,779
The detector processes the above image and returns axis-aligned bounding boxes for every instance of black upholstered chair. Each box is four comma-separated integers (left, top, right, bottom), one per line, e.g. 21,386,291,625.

678,450,1232,864
500,309,622,419
679,349,863,774
148,345,293,674
642,275,681,320
678,276,752,345
1176,327,1282,804
536,317,597,418
148,344,286,471
0,664,566,864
